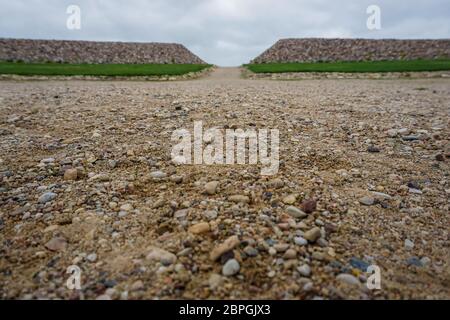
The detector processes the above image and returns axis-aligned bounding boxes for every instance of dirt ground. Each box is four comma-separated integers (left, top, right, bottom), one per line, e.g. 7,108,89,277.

0,68,449,299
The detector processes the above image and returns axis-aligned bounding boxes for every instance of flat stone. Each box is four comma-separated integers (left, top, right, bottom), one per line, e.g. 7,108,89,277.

286,206,307,218
150,171,167,179
336,273,360,286
188,222,210,234
228,195,250,203
359,196,375,206
294,236,308,246
38,192,57,204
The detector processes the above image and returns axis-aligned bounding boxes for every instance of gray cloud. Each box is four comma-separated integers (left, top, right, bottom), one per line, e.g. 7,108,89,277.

0,0,449,66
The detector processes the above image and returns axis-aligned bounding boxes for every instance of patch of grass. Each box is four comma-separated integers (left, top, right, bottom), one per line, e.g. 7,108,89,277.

245,60,450,73
0,62,211,76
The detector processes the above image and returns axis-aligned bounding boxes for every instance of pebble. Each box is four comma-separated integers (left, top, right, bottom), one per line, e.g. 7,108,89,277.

45,237,67,251
297,264,311,277
208,273,224,290
120,203,133,212
336,273,360,286
402,135,419,141
63,168,78,181
404,239,414,250
367,145,380,153
86,253,97,262
243,246,258,257
349,257,370,271
294,236,308,246
188,222,210,234
146,246,177,265
108,159,117,168
38,192,57,204
282,194,297,205
150,171,167,179
210,235,240,261
203,210,218,220
303,227,321,243
286,206,307,218
359,196,375,206
222,259,240,276
131,280,144,291
228,195,250,203
283,248,297,259
204,181,219,195
301,199,317,213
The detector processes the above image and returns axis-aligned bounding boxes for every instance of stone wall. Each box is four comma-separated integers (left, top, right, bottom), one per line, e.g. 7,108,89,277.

0,38,205,64
251,38,450,63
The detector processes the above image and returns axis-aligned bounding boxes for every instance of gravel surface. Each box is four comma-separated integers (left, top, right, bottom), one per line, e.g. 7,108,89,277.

0,68,449,299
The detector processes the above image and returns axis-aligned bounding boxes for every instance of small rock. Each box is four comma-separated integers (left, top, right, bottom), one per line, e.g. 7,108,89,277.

301,199,317,213
203,210,218,220
86,253,97,262
283,248,297,259
38,192,57,204
210,235,240,261
402,135,419,141
108,160,117,168
243,246,258,257
188,222,210,234
297,264,311,277
404,239,414,250
45,237,67,251
228,195,250,203
131,280,144,291
336,273,360,286
282,194,296,205
286,206,307,218
359,196,375,206
208,273,224,290
63,168,78,181
146,246,177,265
204,181,219,195
303,227,321,243
222,259,240,276
294,236,308,246
150,171,167,179
367,145,380,153
120,203,133,212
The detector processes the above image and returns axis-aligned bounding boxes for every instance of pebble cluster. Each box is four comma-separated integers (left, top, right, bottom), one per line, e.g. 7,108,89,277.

0,69,449,299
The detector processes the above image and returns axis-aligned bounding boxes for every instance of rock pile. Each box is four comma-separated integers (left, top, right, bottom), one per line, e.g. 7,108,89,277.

0,38,205,64
251,38,450,63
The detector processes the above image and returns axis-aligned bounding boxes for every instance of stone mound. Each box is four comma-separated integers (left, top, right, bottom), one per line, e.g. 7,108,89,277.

251,38,450,63
0,38,205,64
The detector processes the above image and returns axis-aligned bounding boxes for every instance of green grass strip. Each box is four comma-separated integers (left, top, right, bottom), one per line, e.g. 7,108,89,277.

0,62,211,76
246,59,450,73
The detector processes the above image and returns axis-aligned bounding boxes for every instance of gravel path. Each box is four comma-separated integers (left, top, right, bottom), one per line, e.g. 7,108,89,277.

0,69,449,299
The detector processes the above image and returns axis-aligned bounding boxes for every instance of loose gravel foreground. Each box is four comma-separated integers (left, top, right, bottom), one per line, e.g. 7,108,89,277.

0,68,449,300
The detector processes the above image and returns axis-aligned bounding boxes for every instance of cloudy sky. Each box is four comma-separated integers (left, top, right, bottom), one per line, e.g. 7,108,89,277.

1,0,449,65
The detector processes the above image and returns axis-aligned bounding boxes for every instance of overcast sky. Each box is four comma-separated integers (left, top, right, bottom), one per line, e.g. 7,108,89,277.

1,0,449,66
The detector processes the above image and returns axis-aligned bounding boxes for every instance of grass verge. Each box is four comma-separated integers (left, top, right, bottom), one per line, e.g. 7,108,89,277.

0,62,211,76
246,60,450,73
